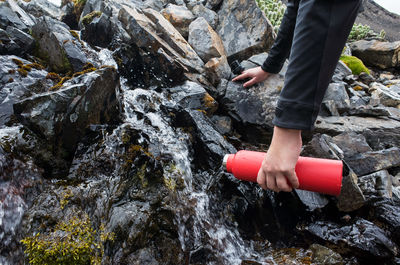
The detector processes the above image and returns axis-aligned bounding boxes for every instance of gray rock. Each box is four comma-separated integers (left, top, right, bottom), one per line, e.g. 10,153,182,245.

17,0,62,21
323,83,350,112
210,115,232,135
331,131,372,158
204,55,231,87
358,170,392,198
14,67,119,163
306,219,398,259
221,60,286,140
191,4,218,30
5,26,35,53
217,0,274,62
369,200,400,245
81,13,113,48
346,105,391,118
0,55,49,127
344,148,400,176
350,40,400,69
161,4,195,39
173,109,236,168
369,82,400,107
118,5,204,74
315,116,400,135
294,190,329,211
188,17,226,63
166,80,218,115
309,244,343,265
0,2,30,31
332,61,352,82
32,16,87,73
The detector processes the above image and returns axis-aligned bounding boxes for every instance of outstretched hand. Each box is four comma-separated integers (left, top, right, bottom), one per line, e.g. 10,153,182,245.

232,66,270,88
257,126,302,192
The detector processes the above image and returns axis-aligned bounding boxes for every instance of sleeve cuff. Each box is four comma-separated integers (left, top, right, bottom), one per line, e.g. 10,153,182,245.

272,100,317,131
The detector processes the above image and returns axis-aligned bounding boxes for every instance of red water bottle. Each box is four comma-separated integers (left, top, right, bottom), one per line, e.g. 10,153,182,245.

223,150,343,196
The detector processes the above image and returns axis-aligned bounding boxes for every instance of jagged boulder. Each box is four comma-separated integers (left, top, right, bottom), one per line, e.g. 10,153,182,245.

0,0,36,31
350,40,400,69
217,0,274,62
369,82,400,107
161,4,195,39
31,16,87,73
305,219,398,260
188,17,226,63
0,55,49,127
204,55,231,87
81,13,113,47
191,4,218,30
118,5,204,76
0,26,35,56
13,67,119,169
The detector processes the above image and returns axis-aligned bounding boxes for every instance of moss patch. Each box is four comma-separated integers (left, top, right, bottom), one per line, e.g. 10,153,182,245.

340,55,370,75
50,76,71,91
21,213,114,265
81,11,102,26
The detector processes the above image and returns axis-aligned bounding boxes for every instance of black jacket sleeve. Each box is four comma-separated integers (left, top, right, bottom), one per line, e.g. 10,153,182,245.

261,0,299,74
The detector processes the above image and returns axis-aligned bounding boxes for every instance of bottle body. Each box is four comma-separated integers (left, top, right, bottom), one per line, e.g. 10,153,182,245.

223,150,343,196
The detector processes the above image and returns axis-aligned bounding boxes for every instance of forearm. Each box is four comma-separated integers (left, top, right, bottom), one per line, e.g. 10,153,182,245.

261,0,299,74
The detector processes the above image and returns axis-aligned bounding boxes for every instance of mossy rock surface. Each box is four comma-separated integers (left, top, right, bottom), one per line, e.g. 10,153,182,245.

340,55,370,75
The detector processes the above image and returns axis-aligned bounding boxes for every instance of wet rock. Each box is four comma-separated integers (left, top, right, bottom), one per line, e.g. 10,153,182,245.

294,190,329,211
309,244,343,265
18,0,63,21
0,146,43,264
0,55,50,127
369,199,400,245
166,80,218,115
118,5,204,75
0,0,35,32
217,0,274,62
350,40,400,69
301,134,365,212
60,2,78,29
305,218,398,260
357,72,375,86
210,115,232,135
191,4,218,30
32,16,87,73
344,148,400,176
204,55,231,87
346,105,391,118
322,83,350,113
205,0,222,10
358,170,392,198
161,4,195,39
173,109,236,168
81,13,113,48
369,82,400,107
5,26,35,53
14,67,119,172
188,17,226,63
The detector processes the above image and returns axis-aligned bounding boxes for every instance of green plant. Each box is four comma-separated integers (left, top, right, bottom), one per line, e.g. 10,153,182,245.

340,55,370,75
348,23,385,41
255,0,286,32
21,213,114,265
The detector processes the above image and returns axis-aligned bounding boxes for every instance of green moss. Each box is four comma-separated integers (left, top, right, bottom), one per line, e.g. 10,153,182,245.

73,0,87,20
340,55,370,75
8,69,16,74
69,30,80,40
21,213,114,265
59,189,73,210
26,63,44,70
82,11,102,26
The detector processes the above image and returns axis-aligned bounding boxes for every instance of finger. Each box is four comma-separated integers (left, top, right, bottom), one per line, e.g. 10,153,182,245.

243,77,257,88
232,72,248,81
257,168,267,190
285,170,300,189
266,173,278,192
276,173,292,192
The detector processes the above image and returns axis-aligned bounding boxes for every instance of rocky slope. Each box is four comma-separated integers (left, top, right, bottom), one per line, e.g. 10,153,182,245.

0,0,400,264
